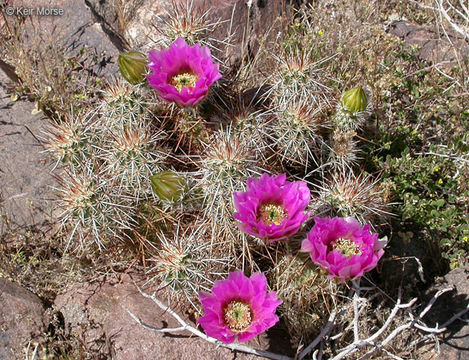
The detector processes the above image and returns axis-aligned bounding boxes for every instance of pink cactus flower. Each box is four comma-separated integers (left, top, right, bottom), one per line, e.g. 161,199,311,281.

301,217,386,282
233,173,311,243
147,38,222,107
197,271,282,344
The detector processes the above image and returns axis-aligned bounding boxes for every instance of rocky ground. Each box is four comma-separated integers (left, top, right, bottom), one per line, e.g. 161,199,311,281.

1,0,468,359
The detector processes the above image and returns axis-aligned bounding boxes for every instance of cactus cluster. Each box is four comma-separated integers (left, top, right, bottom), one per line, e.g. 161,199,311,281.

43,1,395,349
46,81,165,249
147,222,228,307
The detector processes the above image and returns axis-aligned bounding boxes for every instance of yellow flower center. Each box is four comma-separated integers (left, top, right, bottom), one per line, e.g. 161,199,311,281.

170,71,199,92
258,202,287,226
224,300,252,333
333,237,362,258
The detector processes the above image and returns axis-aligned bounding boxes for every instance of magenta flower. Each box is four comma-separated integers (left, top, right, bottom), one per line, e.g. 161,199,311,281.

233,173,311,242
198,271,282,344
301,217,386,282
146,37,222,107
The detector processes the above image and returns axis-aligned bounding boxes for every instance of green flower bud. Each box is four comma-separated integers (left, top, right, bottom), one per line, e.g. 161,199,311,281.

118,51,148,85
150,171,185,202
341,87,367,114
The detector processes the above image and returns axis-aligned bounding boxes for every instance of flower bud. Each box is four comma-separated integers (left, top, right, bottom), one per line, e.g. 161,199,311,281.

341,87,367,114
118,51,148,85
150,171,185,202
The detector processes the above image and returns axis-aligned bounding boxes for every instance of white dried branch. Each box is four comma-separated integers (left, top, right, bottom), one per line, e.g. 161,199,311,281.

407,301,469,348
123,306,187,333
125,279,466,360
408,0,469,40
414,151,469,165
436,0,469,41
413,322,446,333
330,287,455,359
352,279,361,343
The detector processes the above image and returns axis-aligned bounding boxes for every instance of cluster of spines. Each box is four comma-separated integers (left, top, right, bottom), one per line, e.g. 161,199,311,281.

316,168,391,226
46,80,167,250
151,0,230,66
54,166,134,251
99,79,150,129
42,113,92,170
267,96,326,171
195,126,264,222
98,123,167,200
269,254,338,346
146,221,229,308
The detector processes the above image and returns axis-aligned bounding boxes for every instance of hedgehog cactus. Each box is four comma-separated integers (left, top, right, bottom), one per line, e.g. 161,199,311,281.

270,97,325,170
43,114,91,169
271,45,331,110
196,127,264,221
318,169,390,224
147,224,229,305
328,128,360,169
100,79,149,129
100,124,167,199
55,166,134,250
43,2,398,353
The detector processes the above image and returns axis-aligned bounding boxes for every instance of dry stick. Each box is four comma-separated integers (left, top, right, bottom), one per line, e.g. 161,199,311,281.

352,279,361,343
126,285,293,360
124,307,187,333
437,0,469,41
407,302,469,348
344,288,455,360
407,0,469,40
331,287,418,360
358,347,404,360
414,151,469,165
380,288,454,347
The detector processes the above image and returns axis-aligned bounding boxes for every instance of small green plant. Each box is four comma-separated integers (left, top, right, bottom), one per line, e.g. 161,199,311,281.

374,143,468,267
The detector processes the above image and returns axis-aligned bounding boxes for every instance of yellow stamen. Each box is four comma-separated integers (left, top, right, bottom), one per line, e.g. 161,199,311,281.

258,202,287,226
333,237,362,258
224,300,252,332
170,71,199,92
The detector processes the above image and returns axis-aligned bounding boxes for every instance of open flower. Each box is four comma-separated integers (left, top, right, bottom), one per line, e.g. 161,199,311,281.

198,271,282,344
301,217,386,282
233,173,311,242
146,37,222,107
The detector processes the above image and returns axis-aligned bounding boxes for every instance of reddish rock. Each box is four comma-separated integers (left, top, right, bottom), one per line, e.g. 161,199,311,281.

54,274,278,360
86,0,288,66
0,278,46,360
388,20,469,65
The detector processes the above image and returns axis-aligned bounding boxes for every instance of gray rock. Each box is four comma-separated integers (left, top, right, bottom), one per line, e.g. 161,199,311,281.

0,70,56,230
2,0,121,82
0,278,46,360
421,265,469,360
